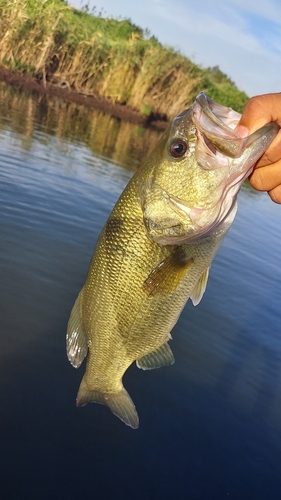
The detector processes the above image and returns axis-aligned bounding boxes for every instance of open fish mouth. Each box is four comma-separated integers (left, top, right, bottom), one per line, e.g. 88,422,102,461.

193,92,243,158
193,92,280,161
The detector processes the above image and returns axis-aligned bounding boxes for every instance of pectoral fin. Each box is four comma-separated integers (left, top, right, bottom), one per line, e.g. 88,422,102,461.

66,293,88,368
136,342,175,370
190,267,210,306
143,246,193,296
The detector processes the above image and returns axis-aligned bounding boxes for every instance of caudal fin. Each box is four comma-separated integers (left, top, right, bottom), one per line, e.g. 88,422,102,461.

76,378,139,429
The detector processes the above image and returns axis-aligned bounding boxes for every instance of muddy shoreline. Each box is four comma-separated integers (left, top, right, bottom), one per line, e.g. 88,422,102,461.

0,66,168,130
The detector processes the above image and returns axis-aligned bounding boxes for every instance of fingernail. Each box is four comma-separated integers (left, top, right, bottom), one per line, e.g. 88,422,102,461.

235,125,249,138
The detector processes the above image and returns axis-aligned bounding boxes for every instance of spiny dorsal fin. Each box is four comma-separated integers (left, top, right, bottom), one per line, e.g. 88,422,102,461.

143,246,194,297
190,267,210,306
66,293,88,368
136,342,175,370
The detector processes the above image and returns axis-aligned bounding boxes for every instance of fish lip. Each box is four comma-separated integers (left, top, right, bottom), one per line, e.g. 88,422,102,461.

168,196,205,222
144,214,193,242
192,93,244,158
168,196,221,241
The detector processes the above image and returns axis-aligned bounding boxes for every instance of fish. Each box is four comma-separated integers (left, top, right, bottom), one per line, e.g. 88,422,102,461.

66,92,279,429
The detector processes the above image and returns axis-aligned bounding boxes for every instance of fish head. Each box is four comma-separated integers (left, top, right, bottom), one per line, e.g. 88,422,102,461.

142,92,279,245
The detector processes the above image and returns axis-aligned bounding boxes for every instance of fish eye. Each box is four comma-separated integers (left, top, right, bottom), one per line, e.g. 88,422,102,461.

169,140,188,158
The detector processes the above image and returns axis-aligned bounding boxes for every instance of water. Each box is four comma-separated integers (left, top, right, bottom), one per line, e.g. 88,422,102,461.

1,83,281,499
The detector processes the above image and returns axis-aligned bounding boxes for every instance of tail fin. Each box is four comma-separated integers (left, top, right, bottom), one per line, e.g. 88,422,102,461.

76,378,139,429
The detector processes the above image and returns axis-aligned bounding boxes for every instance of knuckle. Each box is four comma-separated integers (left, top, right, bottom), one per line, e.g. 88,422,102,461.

243,96,262,113
249,170,264,191
269,186,281,204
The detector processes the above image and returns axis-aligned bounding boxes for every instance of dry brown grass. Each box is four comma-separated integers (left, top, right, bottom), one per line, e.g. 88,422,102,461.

0,0,248,118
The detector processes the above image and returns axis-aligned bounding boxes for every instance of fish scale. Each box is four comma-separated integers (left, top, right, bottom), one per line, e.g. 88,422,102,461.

66,92,279,428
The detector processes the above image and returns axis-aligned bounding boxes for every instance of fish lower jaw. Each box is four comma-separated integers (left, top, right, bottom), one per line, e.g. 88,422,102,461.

144,217,195,244
144,212,220,245
148,216,228,245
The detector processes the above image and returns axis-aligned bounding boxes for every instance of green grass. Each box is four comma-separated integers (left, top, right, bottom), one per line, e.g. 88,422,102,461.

0,0,248,118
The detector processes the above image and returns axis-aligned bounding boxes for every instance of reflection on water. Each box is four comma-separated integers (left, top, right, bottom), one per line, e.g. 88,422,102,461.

1,81,281,499
0,83,162,171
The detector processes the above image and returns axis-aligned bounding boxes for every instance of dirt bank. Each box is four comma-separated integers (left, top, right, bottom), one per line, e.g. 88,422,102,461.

0,66,168,130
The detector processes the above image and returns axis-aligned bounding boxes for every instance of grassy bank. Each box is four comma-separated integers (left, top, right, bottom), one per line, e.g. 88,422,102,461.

0,0,248,119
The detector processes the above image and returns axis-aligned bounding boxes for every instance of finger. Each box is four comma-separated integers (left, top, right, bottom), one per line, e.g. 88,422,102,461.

237,93,281,134
268,184,281,204
249,159,281,192
254,129,281,167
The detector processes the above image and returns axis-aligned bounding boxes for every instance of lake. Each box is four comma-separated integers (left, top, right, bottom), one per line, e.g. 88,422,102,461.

1,82,281,500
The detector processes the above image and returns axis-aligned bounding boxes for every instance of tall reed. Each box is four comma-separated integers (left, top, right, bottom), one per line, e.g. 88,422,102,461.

0,0,248,118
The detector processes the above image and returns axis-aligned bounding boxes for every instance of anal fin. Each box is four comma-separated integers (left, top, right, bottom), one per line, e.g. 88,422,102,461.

66,293,88,368
136,342,175,370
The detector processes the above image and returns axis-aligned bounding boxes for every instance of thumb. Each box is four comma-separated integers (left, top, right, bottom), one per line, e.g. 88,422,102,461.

235,124,249,138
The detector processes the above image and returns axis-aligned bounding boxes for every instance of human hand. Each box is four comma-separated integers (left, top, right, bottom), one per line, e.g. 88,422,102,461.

236,93,281,203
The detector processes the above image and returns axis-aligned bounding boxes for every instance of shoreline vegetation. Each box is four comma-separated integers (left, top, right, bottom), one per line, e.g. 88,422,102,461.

0,0,249,127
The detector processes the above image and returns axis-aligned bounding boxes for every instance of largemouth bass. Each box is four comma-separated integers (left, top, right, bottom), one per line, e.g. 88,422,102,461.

66,92,279,429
